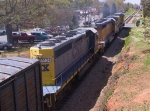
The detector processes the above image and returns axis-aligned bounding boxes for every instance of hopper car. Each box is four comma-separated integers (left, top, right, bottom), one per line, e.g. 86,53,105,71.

0,12,124,111
0,57,43,111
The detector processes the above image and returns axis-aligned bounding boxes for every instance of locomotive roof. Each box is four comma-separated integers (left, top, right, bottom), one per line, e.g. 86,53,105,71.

0,57,38,83
115,13,124,16
95,18,113,29
95,19,112,27
94,19,106,23
32,28,97,50
77,27,98,34
104,17,116,23
34,36,73,49
54,33,85,51
107,15,119,21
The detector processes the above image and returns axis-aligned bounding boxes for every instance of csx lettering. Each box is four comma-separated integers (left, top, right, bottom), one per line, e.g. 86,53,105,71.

42,64,49,71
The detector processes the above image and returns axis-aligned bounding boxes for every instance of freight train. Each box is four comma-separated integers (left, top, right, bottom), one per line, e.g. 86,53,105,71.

0,12,124,111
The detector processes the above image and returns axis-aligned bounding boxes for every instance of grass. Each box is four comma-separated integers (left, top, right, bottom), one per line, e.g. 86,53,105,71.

125,8,135,18
138,10,143,15
116,103,150,111
144,54,150,68
0,46,30,58
136,18,144,26
124,36,130,47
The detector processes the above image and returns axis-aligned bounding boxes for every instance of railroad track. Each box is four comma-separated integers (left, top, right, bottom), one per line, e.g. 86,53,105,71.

56,59,99,110
124,11,139,23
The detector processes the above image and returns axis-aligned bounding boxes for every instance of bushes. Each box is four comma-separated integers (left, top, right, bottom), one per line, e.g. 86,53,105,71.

136,19,140,26
136,18,144,27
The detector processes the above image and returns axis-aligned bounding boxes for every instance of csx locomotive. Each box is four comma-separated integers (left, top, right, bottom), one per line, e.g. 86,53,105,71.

0,12,124,111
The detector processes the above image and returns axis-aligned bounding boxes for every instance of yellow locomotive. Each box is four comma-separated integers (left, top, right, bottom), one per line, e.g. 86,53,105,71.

30,28,99,110
30,12,124,110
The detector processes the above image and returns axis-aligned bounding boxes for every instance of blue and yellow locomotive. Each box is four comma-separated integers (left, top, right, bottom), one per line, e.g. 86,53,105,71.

30,12,125,110
30,27,99,110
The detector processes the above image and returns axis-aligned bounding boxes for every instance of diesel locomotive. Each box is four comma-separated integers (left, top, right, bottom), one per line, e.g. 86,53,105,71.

0,12,124,111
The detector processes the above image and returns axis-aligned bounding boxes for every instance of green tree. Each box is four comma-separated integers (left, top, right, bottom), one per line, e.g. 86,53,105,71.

0,0,46,44
71,0,93,9
43,0,73,27
141,0,145,6
106,0,124,12
0,0,94,44
72,15,78,27
123,3,129,12
144,18,150,41
143,0,150,17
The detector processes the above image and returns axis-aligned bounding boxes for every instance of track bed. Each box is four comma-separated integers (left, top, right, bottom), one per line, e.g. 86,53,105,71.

59,28,131,111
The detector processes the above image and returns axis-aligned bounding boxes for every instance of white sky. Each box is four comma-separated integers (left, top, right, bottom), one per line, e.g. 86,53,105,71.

124,0,140,5
100,0,140,5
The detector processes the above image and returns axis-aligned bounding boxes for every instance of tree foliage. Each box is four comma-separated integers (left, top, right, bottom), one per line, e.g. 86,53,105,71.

0,0,46,43
0,0,95,43
106,0,124,12
0,0,74,43
144,18,150,41
142,0,150,41
141,0,150,17
70,0,93,9
102,3,110,18
0,0,45,24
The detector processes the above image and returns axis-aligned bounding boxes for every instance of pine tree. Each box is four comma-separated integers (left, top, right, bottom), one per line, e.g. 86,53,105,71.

143,0,150,41
102,3,110,18
145,0,150,17
111,3,117,14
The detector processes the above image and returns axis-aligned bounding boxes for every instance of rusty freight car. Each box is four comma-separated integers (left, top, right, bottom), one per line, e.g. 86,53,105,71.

0,57,43,111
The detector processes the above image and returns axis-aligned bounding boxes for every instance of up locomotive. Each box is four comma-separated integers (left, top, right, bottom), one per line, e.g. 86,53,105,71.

30,12,124,110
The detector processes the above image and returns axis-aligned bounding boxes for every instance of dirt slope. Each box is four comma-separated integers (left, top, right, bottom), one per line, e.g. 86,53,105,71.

106,27,150,111
91,26,150,111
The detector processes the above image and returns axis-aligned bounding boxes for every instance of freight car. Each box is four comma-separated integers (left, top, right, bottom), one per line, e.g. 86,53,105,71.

0,57,43,111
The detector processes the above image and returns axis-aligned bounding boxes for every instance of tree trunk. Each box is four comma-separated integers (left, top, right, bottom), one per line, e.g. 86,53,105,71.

6,24,13,44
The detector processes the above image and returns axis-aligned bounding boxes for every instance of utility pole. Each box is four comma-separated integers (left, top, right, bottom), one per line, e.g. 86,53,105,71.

85,0,87,22
143,0,146,24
